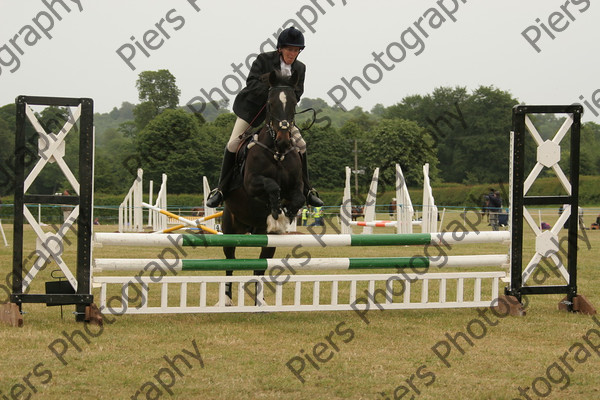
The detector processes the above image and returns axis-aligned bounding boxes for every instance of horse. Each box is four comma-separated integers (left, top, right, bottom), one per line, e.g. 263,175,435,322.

192,207,205,217
351,205,364,221
221,70,305,305
481,194,490,221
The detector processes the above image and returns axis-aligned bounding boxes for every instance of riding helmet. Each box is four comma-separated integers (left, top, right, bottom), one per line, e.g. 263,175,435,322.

277,27,305,49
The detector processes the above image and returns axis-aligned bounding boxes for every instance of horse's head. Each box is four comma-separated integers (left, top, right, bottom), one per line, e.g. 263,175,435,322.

266,70,299,153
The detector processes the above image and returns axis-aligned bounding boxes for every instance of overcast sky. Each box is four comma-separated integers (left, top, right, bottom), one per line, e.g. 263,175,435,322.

1,0,598,122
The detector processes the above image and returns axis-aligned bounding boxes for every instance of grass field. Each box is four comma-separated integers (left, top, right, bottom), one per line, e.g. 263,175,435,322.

1,211,599,400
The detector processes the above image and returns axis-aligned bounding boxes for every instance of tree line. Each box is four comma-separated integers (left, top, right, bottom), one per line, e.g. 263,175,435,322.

1,69,599,199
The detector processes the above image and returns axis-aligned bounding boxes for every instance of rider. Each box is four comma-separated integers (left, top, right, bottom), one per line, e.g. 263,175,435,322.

206,26,323,208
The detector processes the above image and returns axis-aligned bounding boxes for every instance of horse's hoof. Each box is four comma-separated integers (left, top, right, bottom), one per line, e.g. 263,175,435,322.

267,211,288,233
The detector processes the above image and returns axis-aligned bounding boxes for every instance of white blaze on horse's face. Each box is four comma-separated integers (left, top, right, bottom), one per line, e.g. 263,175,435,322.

279,91,287,112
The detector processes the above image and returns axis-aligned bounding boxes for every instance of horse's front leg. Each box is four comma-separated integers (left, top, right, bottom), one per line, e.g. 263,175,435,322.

223,246,235,306
285,188,306,224
246,175,286,233
263,178,283,222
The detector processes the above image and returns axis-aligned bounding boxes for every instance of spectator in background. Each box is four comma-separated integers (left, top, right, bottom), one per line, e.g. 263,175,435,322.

541,222,551,230
592,214,600,230
488,189,502,231
309,206,324,227
481,194,490,221
301,207,309,226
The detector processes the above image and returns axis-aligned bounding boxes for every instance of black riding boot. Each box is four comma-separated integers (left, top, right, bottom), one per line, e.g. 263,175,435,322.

300,152,324,207
206,149,236,208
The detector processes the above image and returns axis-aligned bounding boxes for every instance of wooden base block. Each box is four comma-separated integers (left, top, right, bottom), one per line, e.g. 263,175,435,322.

85,303,103,326
493,295,526,316
558,295,597,315
0,303,23,327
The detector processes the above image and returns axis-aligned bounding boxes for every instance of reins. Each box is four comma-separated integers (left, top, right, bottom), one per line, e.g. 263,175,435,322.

295,107,316,130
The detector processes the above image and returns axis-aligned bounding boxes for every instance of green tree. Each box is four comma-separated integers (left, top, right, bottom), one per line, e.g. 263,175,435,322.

134,69,181,131
0,109,12,166
442,86,518,183
338,118,373,192
135,109,206,193
362,119,438,190
95,127,136,194
580,122,600,175
133,101,158,131
136,69,181,110
108,101,135,120
302,125,352,190
211,112,237,128
382,85,519,184
196,113,233,186
298,98,329,110
554,120,600,179
383,87,469,135
117,121,137,138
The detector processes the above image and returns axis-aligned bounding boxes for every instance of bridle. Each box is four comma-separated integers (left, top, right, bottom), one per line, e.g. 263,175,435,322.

249,85,298,162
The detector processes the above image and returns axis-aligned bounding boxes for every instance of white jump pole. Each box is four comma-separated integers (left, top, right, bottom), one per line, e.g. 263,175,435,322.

362,168,379,234
422,163,438,233
148,179,154,228
395,163,414,234
340,166,352,234
153,173,168,231
438,208,446,232
0,219,8,247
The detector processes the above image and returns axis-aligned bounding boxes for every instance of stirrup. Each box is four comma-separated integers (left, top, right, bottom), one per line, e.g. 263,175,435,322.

206,188,224,207
306,188,323,207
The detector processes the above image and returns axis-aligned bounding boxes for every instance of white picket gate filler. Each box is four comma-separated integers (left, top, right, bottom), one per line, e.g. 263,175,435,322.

93,271,505,314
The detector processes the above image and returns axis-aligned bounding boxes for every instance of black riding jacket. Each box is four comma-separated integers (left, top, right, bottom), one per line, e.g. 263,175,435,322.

233,50,305,127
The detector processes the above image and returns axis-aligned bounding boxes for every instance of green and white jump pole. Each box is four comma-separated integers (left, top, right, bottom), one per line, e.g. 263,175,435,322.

94,231,510,248
94,254,509,272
